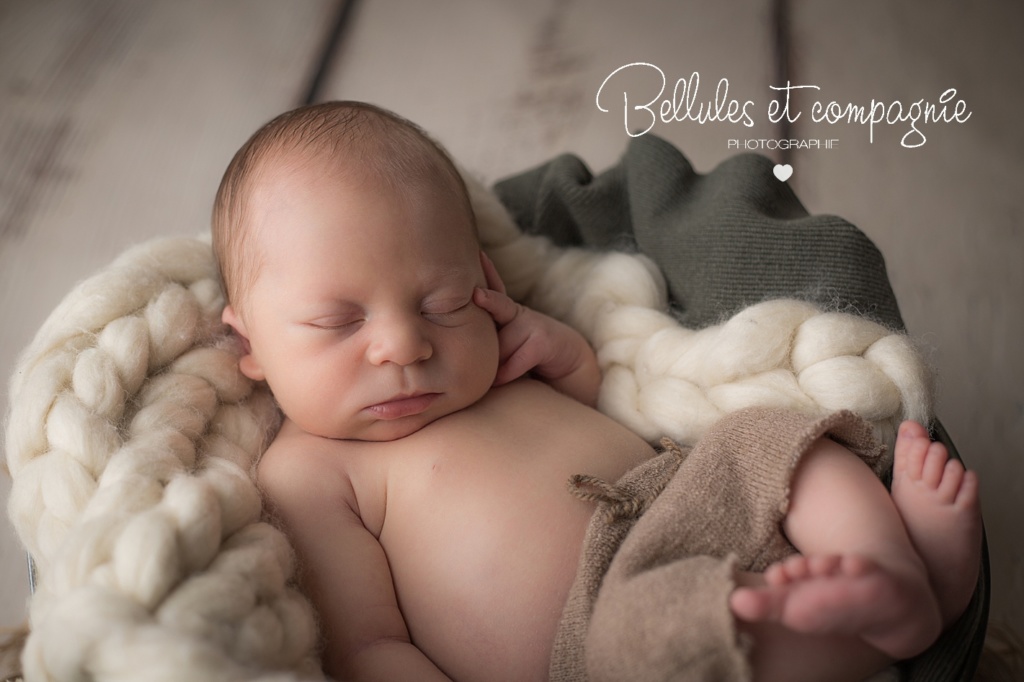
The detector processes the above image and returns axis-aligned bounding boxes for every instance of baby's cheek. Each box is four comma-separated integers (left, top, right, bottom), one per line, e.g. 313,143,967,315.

478,313,502,358
459,316,501,383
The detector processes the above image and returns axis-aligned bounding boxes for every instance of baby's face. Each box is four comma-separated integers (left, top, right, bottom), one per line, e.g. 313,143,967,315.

231,159,499,441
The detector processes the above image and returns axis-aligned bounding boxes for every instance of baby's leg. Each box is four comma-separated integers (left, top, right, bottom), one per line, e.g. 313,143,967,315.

729,432,945,661
890,420,982,624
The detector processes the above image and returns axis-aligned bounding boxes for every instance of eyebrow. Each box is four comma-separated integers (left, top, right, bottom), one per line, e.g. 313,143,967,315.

425,265,476,286
297,266,476,311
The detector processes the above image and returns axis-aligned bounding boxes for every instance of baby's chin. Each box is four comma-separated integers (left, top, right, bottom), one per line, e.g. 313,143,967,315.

315,409,453,443
346,418,438,442
292,383,494,442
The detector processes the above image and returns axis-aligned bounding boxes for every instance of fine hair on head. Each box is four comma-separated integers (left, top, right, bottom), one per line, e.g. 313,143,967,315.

211,100,474,311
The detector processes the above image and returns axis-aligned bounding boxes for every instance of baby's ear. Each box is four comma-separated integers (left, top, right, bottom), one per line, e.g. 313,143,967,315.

221,305,265,381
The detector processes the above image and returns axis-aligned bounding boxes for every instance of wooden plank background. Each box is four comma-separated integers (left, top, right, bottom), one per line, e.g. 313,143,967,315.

2,0,1021,658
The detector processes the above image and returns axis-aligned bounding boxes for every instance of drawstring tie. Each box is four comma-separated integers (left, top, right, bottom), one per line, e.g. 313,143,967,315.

568,438,685,523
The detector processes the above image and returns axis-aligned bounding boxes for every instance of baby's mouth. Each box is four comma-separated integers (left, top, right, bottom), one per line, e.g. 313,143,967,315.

365,392,440,420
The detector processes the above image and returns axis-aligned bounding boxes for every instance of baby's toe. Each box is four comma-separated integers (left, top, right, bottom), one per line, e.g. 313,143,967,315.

838,554,876,578
895,427,931,481
937,457,966,502
806,555,843,578
921,442,951,489
730,587,781,623
764,562,791,586
955,469,980,510
781,555,813,582
899,420,929,440
766,555,811,585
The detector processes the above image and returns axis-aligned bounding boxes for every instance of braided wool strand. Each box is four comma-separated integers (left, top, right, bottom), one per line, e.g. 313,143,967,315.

5,238,321,681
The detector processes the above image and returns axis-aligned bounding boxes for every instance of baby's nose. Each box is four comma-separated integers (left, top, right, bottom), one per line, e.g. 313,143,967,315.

366,316,433,366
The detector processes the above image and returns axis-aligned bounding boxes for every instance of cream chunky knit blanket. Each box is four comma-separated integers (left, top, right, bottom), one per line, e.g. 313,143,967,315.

3,172,932,680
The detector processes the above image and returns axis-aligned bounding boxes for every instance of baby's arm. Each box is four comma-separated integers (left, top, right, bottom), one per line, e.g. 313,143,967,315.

474,252,601,406
258,448,451,681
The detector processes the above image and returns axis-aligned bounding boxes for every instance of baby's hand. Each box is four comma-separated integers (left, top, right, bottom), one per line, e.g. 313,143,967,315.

473,253,601,405
473,287,585,386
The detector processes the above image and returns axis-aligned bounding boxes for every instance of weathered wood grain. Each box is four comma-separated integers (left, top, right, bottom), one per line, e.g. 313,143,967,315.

319,0,780,181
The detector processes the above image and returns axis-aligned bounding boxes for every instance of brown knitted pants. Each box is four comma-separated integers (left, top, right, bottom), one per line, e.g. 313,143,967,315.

549,407,886,682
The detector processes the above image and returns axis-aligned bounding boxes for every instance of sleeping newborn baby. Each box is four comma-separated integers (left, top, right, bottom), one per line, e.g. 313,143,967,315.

212,101,982,682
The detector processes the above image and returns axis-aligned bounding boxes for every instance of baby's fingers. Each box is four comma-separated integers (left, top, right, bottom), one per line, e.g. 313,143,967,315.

473,287,521,326
493,344,538,386
479,251,507,295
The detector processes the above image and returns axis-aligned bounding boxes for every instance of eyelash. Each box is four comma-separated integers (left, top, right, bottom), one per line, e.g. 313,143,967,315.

422,300,471,321
309,319,362,332
308,300,471,331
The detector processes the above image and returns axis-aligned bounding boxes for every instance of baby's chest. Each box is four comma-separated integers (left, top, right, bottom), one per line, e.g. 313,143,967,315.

374,422,602,638
374,399,649,548
379,400,638,514
379,418,588,528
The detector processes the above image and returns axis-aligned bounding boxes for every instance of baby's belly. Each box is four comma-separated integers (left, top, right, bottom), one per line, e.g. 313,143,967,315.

378,380,654,682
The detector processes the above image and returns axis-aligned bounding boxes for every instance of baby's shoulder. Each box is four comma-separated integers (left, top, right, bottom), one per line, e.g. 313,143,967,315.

256,420,391,534
256,421,359,511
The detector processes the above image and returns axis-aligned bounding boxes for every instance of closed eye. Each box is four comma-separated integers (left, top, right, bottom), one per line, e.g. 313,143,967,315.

422,297,473,324
306,316,364,331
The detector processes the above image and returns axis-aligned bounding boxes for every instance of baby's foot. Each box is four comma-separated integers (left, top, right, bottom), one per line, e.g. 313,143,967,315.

891,420,982,625
730,553,941,659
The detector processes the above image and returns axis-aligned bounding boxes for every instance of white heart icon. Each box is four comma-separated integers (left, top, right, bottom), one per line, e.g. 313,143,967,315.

773,164,793,182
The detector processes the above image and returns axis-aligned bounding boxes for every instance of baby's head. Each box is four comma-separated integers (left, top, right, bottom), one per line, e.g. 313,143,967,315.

212,102,500,441
213,101,473,313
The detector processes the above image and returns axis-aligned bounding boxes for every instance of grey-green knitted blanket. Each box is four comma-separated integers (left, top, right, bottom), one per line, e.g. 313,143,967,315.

493,133,904,332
